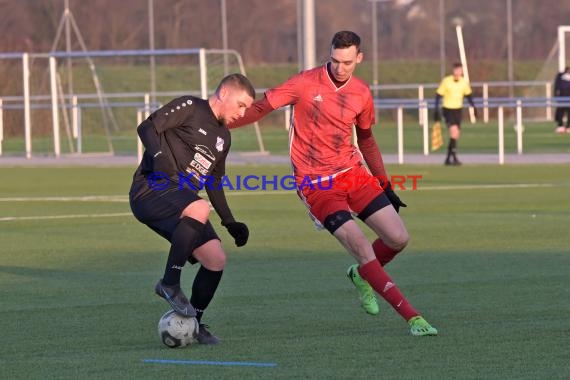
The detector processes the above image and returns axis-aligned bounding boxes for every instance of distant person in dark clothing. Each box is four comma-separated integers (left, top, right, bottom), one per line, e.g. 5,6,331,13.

554,67,570,133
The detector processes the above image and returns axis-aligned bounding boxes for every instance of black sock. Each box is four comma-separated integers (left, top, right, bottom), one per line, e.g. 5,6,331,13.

449,138,458,160
446,138,455,161
190,266,223,323
162,217,205,286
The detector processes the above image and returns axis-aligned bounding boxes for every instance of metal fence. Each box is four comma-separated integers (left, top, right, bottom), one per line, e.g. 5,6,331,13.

1,90,569,164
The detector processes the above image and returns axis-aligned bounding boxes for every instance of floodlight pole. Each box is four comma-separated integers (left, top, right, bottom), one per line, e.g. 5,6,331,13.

368,0,392,120
221,0,229,75
507,0,514,97
371,0,378,98
149,0,156,107
296,0,304,71
65,0,73,99
439,0,446,78
559,27,565,72
302,0,316,70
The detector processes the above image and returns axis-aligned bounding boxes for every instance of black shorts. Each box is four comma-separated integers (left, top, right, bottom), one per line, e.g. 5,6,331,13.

442,108,463,128
129,179,220,264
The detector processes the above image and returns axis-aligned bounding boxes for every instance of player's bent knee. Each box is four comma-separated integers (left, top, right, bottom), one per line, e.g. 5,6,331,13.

384,228,409,252
181,199,210,222
194,242,226,271
203,252,226,271
392,231,409,251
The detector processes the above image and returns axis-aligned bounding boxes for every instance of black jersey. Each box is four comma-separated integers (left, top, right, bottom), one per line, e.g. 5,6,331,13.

555,71,570,96
131,96,236,225
137,96,231,186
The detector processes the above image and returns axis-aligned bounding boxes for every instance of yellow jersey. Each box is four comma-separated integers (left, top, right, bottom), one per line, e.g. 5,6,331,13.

436,76,472,109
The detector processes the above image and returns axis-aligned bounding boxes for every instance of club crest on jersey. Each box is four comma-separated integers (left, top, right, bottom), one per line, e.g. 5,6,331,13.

215,137,224,152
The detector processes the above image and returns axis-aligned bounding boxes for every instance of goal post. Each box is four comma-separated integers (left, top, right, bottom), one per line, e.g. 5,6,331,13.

0,48,267,158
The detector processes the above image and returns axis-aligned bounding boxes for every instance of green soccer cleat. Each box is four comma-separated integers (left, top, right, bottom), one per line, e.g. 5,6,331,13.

346,264,380,315
408,316,438,336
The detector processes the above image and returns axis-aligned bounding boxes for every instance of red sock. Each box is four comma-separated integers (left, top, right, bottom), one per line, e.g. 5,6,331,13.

372,238,400,266
358,259,419,321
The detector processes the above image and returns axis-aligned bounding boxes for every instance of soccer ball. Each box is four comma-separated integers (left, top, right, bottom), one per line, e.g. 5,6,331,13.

157,310,199,348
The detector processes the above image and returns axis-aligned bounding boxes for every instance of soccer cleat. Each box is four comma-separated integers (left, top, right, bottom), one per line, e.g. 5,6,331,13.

408,316,438,336
555,126,566,134
346,264,380,315
197,324,221,344
154,280,196,317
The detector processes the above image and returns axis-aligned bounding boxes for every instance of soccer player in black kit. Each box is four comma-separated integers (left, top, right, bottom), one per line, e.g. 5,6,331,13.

129,74,255,344
554,67,570,133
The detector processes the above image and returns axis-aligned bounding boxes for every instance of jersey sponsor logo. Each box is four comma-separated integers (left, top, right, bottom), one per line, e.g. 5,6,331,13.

194,145,215,160
189,160,209,175
198,128,207,135
184,167,201,179
194,152,212,169
313,94,323,102
215,137,225,152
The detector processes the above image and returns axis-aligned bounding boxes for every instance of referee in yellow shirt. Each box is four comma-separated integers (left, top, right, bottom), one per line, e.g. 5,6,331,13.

433,63,477,165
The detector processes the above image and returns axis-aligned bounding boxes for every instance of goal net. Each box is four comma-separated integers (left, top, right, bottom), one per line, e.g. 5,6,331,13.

0,49,266,157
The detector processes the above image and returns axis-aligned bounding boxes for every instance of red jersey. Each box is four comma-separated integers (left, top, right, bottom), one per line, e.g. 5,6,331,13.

265,65,375,184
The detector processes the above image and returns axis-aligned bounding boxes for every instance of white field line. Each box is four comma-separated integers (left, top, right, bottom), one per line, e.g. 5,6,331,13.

415,183,557,191
0,195,128,202
0,183,560,222
0,182,559,204
0,212,132,222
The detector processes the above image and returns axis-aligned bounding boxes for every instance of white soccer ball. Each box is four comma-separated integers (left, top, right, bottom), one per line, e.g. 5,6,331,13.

157,310,199,348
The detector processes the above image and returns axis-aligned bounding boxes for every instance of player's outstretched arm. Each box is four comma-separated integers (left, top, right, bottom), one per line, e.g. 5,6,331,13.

355,126,387,179
206,159,249,247
137,119,173,174
206,183,249,247
227,96,275,129
137,119,161,156
465,94,477,118
356,126,407,213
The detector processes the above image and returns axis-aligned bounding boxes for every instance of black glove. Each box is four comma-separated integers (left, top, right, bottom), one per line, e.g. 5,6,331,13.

225,221,249,247
383,181,407,213
152,151,173,176
433,110,441,122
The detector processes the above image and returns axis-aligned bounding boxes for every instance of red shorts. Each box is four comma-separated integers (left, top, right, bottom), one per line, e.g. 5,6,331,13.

297,165,385,227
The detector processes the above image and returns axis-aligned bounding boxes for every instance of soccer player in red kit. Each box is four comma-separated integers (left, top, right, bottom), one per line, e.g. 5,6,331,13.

230,31,437,336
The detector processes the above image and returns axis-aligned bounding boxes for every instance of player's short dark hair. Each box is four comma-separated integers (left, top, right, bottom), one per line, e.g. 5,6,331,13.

452,62,463,69
331,31,361,51
216,73,256,99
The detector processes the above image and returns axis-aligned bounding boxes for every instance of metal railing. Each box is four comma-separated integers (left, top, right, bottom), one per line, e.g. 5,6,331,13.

1,91,568,165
